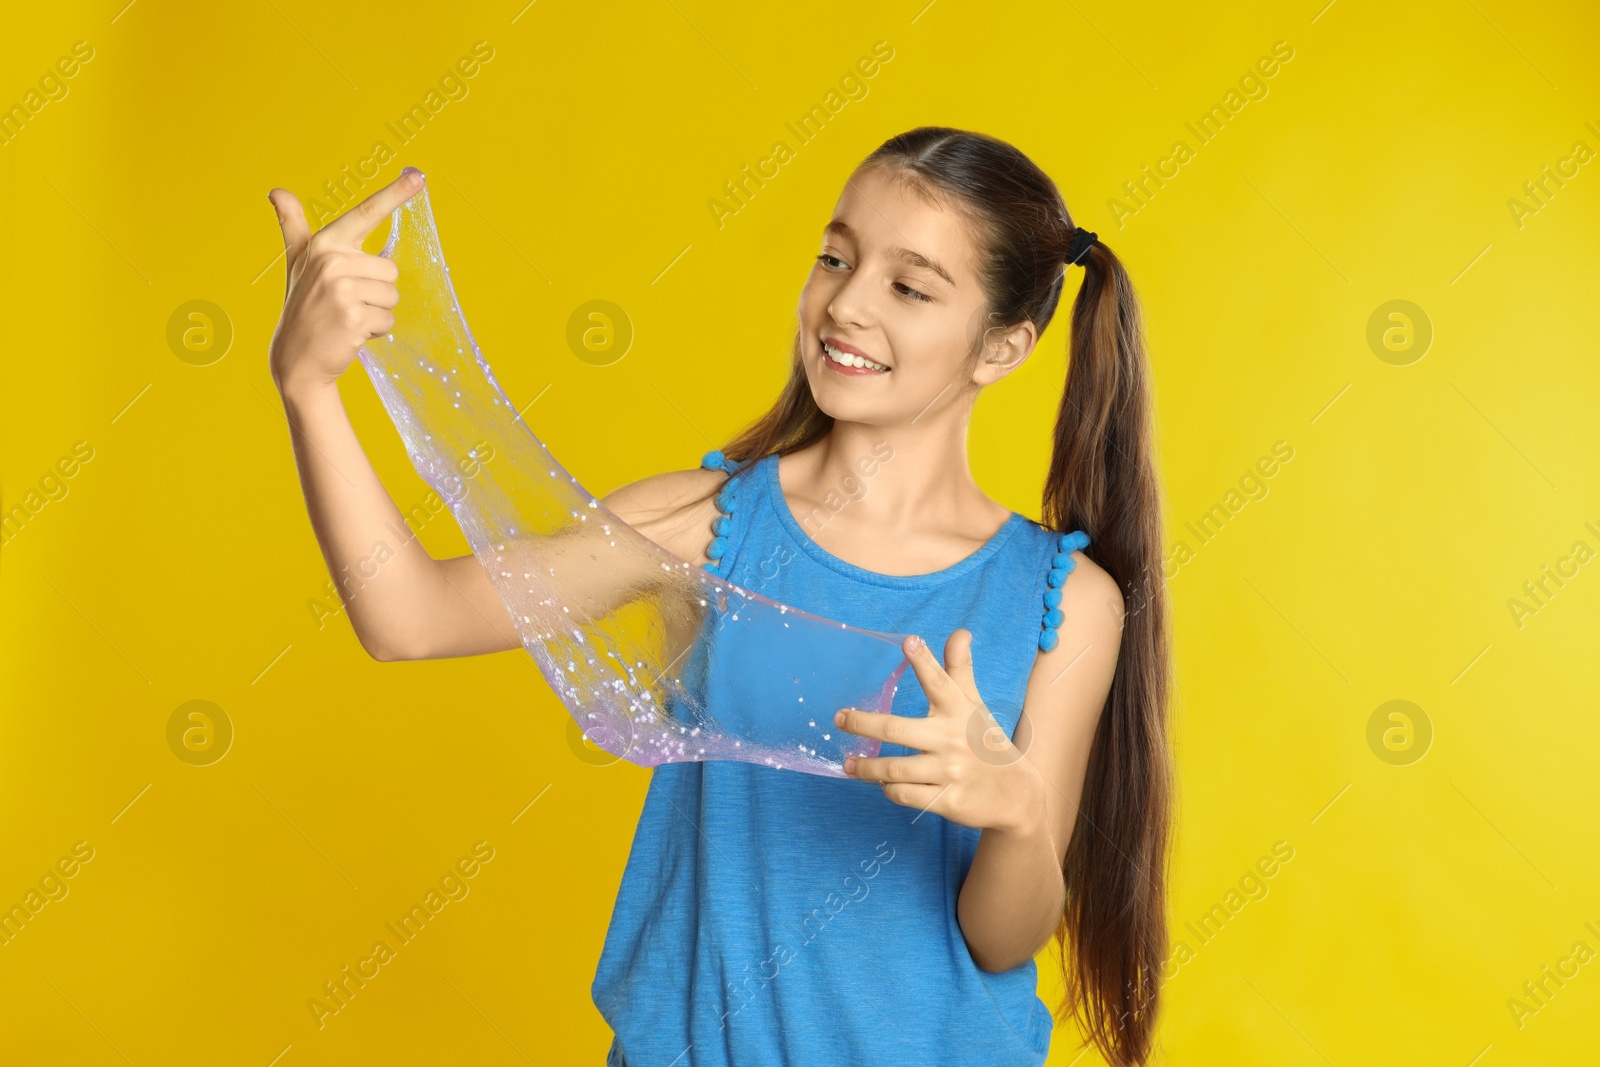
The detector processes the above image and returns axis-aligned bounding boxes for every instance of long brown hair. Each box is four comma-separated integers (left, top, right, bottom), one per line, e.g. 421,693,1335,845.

693,127,1173,1066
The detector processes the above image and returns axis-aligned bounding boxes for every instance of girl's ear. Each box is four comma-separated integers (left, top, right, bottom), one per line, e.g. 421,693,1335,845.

973,320,1038,386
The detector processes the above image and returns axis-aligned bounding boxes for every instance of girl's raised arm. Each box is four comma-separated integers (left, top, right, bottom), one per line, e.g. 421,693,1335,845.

266,171,722,661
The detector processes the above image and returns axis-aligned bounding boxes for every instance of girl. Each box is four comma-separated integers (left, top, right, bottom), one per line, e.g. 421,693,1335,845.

267,126,1172,1066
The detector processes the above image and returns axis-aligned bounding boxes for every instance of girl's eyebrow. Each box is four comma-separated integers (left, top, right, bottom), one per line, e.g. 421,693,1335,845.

823,219,956,288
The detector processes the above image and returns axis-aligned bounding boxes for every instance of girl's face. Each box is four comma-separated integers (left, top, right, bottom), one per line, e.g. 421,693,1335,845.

797,165,1029,427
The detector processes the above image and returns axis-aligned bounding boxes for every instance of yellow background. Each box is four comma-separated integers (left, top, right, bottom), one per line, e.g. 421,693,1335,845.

3,0,1597,1063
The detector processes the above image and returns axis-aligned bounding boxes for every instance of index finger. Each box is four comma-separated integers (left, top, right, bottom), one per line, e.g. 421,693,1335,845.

320,167,424,247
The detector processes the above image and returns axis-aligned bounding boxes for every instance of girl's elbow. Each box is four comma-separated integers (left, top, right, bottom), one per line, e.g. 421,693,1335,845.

970,944,1031,974
963,921,1057,974
361,636,406,662
971,949,1009,974
964,926,1048,974
355,624,416,662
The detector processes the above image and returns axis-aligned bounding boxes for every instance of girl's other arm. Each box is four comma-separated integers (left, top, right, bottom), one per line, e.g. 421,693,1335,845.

956,559,1125,973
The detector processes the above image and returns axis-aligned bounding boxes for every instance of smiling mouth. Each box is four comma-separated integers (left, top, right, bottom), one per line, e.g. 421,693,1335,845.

820,336,889,373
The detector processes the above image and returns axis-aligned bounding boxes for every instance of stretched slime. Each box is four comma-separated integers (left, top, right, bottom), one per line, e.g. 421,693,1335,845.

355,183,910,777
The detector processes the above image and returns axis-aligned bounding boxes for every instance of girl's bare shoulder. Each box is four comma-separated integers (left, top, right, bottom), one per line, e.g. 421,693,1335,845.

600,465,727,564
600,465,725,521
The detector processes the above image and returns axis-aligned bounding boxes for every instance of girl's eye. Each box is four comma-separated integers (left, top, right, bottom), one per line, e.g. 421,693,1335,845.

814,254,931,303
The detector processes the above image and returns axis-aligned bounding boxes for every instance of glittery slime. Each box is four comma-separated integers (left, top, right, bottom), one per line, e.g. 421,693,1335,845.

356,183,910,777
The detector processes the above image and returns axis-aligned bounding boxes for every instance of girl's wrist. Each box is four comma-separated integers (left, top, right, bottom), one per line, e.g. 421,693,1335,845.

990,761,1050,838
277,371,341,413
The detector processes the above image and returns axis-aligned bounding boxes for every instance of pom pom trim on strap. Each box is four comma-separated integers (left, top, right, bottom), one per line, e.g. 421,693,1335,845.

701,449,740,475
1038,529,1091,651
701,450,745,572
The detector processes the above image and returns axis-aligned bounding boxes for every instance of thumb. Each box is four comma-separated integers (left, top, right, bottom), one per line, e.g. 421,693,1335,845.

267,188,310,278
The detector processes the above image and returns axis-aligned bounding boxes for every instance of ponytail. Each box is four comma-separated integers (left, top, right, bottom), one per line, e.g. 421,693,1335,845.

1044,238,1172,1066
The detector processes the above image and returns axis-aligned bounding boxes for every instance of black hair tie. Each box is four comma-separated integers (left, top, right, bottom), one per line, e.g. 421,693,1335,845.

1065,227,1099,267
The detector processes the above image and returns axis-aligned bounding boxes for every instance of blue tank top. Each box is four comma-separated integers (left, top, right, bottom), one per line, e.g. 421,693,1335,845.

592,451,1076,1066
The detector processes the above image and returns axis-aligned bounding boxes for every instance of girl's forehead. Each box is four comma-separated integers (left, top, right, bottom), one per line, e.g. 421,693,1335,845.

827,169,978,284
832,168,955,233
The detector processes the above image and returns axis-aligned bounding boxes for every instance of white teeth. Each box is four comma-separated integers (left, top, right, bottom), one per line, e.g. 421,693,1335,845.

822,341,888,372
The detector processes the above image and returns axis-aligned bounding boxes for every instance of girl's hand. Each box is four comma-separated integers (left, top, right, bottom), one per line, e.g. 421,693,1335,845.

834,629,1047,835
266,169,421,396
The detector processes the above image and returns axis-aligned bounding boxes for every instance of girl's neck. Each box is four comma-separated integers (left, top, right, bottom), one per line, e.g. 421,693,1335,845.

783,419,1011,542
